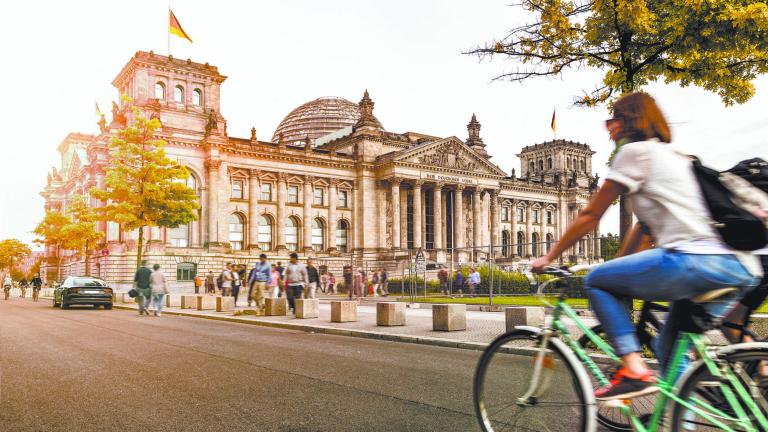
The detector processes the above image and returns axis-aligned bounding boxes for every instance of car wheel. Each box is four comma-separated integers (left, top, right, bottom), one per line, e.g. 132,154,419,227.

104,304,113,310
93,304,100,309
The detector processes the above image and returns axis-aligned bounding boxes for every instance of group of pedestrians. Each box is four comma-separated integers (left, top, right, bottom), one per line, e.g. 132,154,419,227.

133,261,168,316
435,267,481,297
2,273,43,301
347,267,389,298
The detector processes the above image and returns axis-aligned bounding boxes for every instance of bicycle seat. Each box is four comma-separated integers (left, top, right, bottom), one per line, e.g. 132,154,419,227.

691,287,738,304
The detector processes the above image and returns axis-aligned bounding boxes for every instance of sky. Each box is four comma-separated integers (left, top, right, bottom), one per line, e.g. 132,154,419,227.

1,1,767,249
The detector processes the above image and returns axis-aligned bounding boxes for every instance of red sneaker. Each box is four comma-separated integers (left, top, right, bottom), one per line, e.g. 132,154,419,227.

595,367,658,401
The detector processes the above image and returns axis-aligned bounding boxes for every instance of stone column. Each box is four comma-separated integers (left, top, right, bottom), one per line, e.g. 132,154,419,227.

454,185,465,250
510,200,517,256
412,180,423,249
303,175,313,253
328,179,338,252
391,178,401,250
441,190,447,249
248,169,260,250
205,159,221,246
525,205,533,256
490,190,500,256
539,204,546,255
400,185,408,249
276,173,287,251
473,188,482,250
433,183,443,251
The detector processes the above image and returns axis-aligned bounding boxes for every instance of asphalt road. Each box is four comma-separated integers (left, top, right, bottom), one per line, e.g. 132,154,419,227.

0,299,583,432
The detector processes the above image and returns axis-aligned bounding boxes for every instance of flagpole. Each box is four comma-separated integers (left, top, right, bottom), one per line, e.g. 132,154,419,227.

167,6,171,56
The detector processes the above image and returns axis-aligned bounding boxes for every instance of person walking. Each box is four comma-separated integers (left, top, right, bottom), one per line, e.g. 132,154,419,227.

248,254,270,312
232,265,244,306
205,271,216,294
220,264,234,297
269,264,280,298
3,274,11,300
150,264,168,316
320,272,329,294
276,261,285,297
134,260,152,316
31,274,42,302
283,253,308,313
353,268,363,299
371,271,380,297
380,269,389,296
305,259,319,299
454,270,464,297
344,265,353,298
194,273,202,294
437,267,449,295
327,273,336,295
467,267,481,296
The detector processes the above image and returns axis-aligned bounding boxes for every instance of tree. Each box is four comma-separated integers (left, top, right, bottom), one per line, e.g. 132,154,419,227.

91,98,199,270
0,239,31,276
600,233,620,261
33,210,71,283
466,0,768,237
65,194,104,276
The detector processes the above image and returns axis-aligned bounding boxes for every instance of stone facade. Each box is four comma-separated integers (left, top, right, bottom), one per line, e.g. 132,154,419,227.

41,51,600,290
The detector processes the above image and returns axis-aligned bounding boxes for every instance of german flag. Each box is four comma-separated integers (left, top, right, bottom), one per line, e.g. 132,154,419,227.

169,9,193,43
550,108,556,134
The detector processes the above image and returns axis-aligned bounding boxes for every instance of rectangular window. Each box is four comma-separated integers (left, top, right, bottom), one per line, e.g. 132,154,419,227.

287,185,299,203
313,188,324,206
231,179,243,199
261,183,272,201
501,207,510,222
338,190,348,208
547,210,553,225
168,225,189,247
177,263,197,281
517,207,524,222
533,209,540,224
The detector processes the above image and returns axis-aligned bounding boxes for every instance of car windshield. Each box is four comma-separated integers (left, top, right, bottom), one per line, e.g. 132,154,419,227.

69,278,106,287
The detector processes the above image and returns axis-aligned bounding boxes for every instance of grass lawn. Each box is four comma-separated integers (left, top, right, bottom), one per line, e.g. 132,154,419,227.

398,295,590,309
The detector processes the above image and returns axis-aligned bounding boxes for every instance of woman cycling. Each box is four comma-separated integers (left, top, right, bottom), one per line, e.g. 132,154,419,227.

531,92,761,401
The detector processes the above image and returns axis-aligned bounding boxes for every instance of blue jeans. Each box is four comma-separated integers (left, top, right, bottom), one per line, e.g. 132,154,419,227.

585,248,758,371
152,293,165,313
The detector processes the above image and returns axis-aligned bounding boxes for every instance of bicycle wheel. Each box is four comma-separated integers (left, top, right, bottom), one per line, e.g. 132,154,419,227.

670,344,768,432
473,329,595,432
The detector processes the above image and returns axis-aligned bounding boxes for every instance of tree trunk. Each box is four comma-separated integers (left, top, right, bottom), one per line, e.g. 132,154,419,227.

56,244,62,283
619,195,633,241
84,240,90,276
136,226,145,271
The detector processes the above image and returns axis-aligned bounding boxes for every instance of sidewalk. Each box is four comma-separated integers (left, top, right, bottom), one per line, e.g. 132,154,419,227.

107,296,599,353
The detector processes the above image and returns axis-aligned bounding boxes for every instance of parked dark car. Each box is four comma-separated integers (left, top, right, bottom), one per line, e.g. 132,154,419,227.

53,276,113,309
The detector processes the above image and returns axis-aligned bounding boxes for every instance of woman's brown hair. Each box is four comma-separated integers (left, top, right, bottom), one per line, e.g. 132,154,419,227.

612,92,671,143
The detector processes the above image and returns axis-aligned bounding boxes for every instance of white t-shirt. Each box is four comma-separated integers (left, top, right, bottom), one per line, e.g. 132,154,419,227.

606,140,762,276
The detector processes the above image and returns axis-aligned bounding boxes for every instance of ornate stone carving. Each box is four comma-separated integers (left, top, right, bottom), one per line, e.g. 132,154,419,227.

204,109,218,137
385,198,393,248
204,159,221,171
417,141,479,171
250,168,260,178
250,127,257,142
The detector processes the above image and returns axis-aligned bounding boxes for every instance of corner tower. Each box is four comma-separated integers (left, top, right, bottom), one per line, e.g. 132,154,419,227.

517,139,595,184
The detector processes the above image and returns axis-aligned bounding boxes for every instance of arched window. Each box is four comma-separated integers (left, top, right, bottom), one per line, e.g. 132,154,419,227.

229,213,244,250
547,157,553,169
174,85,184,103
258,215,273,251
573,158,578,171
192,88,202,106
578,239,585,255
154,82,165,100
286,216,299,251
501,230,510,257
567,158,571,169
538,160,544,173
546,233,554,253
311,218,325,252
530,161,536,174
516,231,524,256
532,232,539,256
185,172,197,192
336,220,349,252
580,159,586,171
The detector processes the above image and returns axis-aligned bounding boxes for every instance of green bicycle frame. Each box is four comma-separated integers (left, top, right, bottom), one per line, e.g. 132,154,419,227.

544,297,768,432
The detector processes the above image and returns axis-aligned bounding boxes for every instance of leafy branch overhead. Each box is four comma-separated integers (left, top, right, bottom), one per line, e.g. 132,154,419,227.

465,0,768,106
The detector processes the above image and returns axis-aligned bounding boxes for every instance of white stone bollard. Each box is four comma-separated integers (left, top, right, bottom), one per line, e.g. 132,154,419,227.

295,298,319,319
432,304,467,331
376,302,406,326
197,295,217,311
121,293,137,304
504,307,545,331
265,297,288,316
216,296,235,312
165,294,182,308
181,295,198,309
331,301,357,323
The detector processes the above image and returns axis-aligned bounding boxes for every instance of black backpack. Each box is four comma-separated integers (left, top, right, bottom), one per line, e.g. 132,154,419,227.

216,273,224,289
724,157,768,192
692,158,768,251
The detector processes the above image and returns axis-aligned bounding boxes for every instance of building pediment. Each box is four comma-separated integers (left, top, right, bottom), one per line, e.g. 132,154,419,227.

392,137,506,177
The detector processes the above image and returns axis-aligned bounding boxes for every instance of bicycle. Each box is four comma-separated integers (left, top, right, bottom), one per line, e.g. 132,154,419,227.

473,265,768,432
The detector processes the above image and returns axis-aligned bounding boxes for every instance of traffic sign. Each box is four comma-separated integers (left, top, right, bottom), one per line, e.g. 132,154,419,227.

415,248,426,274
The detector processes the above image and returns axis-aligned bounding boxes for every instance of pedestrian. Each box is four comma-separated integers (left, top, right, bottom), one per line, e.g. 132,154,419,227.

372,271,380,297
276,261,285,297
205,271,216,294
220,263,234,297
380,269,389,296
361,269,369,297
19,279,27,299
327,273,336,295
3,274,11,300
353,267,363,298
134,260,152,316
437,267,448,295
248,254,270,312
344,266,353,299
150,264,168,316
194,273,202,294
305,259,319,299
31,274,42,302
269,264,280,298
467,267,480,296
320,271,329,294
233,265,245,306
454,270,464,297
283,253,307,313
